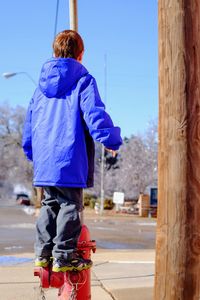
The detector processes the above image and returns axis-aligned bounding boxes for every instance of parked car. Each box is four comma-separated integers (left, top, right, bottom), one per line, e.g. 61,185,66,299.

16,193,31,206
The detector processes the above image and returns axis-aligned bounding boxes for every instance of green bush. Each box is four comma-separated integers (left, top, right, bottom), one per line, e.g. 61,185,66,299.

83,194,114,210
104,198,114,210
89,198,96,209
83,193,97,207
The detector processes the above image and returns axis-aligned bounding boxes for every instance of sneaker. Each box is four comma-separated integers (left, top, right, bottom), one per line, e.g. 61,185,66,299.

52,255,93,272
35,256,50,268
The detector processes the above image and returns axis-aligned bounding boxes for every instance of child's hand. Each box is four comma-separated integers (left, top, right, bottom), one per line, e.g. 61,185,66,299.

105,148,117,157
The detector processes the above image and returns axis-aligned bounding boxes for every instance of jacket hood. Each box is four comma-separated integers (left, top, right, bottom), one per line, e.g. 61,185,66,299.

39,57,88,98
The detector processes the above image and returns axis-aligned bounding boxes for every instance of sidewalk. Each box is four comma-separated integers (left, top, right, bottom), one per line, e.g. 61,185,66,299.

0,250,155,300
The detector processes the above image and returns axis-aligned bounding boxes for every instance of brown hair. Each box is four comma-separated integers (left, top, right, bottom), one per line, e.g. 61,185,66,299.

53,30,84,59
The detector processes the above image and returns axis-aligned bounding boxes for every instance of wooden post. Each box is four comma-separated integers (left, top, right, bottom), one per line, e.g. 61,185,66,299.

155,1,200,299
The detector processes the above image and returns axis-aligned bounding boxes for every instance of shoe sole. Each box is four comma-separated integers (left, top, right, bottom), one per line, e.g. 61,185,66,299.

52,263,93,273
75,263,93,272
35,262,49,268
52,265,74,272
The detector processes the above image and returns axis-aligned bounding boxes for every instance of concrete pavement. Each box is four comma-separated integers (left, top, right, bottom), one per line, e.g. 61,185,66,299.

0,249,155,300
93,250,154,300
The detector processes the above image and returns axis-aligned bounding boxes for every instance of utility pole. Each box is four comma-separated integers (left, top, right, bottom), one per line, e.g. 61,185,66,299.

154,1,200,299
69,0,78,31
54,0,60,38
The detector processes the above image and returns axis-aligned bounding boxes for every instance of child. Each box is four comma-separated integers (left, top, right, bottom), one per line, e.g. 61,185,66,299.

22,30,122,272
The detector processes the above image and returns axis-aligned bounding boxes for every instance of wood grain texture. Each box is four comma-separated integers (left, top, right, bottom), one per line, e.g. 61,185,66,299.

155,1,200,299
183,1,200,298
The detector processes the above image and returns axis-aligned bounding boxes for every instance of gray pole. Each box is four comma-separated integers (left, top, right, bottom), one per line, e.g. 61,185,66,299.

100,54,107,215
69,0,78,31
100,145,105,215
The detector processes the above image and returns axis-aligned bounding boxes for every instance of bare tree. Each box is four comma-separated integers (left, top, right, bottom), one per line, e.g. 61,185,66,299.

104,120,158,199
0,103,33,199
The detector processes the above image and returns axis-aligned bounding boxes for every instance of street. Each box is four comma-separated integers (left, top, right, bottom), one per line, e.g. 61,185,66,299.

0,203,156,256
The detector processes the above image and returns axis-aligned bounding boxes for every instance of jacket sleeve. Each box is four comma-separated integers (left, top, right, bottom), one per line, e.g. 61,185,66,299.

80,75,122,150
22,98,33,161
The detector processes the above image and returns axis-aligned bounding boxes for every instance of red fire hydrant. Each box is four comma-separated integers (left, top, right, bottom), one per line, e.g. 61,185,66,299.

34,224,96,299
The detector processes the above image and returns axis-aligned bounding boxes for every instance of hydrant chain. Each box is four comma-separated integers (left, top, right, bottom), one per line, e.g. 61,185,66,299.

69,286,77,300
67,271,87,290
39,286,46,300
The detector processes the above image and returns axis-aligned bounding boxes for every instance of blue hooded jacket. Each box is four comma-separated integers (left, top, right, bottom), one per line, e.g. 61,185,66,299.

22,58,122,188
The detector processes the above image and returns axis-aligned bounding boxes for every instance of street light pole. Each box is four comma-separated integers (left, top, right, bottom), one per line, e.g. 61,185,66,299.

2,70,42,207
69,0,78,31
100,144,105,215
2,71,37,86
100,54,107,215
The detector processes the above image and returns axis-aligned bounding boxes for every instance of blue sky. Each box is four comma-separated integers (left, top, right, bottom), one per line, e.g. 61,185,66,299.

0,0,158,138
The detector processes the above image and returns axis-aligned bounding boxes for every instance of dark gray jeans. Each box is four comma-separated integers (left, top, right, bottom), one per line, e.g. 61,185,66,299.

35,187,83,260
